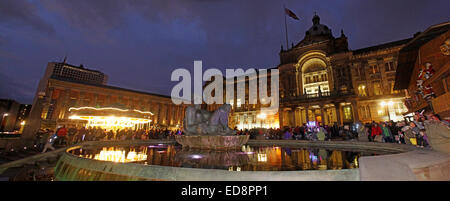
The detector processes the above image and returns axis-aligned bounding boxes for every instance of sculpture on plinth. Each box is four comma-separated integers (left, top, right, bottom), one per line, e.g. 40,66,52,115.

183,104,236,136
178,103,246,150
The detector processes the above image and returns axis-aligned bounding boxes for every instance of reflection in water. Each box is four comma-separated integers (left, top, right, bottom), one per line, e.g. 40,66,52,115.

80,147,148,163
70,144,396,171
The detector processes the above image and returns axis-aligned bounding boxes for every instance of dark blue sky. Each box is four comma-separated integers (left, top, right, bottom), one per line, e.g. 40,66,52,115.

1,0,449,104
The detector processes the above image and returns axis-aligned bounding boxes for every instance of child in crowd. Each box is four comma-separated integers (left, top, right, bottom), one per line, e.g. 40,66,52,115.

418,129,429,148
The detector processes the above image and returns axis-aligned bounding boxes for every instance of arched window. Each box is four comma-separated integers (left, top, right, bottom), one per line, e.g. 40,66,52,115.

373,81,382,95
358,84,367,96
298,52,330,95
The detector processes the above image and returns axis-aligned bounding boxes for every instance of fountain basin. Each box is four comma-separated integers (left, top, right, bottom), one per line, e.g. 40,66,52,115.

53,139,441,181
175,135,249,150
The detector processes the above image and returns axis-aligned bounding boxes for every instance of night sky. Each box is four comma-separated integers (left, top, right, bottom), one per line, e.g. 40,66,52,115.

1,0,449,104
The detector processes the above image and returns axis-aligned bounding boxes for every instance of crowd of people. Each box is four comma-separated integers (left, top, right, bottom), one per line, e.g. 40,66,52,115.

35,126,182,153
236,110,449,149
35,110,449,153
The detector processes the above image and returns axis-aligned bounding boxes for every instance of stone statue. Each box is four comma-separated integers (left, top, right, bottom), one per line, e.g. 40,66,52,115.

424,119,450,154
206,104,235,135
183,104,235,136
183,104,210,135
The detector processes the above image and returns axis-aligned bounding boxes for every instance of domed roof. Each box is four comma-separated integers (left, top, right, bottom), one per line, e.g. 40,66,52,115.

305,14,332,37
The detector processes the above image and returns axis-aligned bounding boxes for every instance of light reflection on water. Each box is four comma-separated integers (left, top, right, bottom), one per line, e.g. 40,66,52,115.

70,144,393,171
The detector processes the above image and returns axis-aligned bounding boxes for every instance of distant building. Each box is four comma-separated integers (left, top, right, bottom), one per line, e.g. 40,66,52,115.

23,60,185,140
14,104,32,130
0,99,20,132
0,99,30,132
394,21,450,120
39,76,185,130
277,14,413,127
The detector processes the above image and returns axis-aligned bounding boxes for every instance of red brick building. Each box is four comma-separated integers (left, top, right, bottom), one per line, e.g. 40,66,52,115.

394,21,450,120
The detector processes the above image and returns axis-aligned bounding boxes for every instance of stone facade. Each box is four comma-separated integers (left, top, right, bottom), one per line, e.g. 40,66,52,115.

23,62,185,140
222,14,413,129
37,77,185,130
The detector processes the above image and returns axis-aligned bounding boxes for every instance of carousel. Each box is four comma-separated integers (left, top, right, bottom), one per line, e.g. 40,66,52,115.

67,106,153,131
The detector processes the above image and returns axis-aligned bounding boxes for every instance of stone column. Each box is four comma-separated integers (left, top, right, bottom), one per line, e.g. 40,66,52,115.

298,108,303,125
105,95,111,106
76,91,82,108
320,105,325,126
62,89,70,119
180,106,185,126
167,104,173,126
160,103,165,126
351,101,359,122
305,106,310,123
291,107,297,127
53,88,64,120
92,93,98,107
279,109,284,128
335,103,342,125
152,101,158,125
177,106,182,125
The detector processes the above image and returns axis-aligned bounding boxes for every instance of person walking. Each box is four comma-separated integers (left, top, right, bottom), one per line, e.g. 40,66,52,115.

381,123,393,143
371,123,382,142
283,128,293,140
56,125,68,145
316,127,326,141
42,131,57,153
358,126,370,142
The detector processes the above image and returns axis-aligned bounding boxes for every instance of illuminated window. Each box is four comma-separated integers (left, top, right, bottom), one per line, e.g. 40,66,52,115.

355,66,366,78
389,81,399,94
360,106,366,119
360,106,371,119
358,84,367,96
369,65,379,74
366,106,371,118
395,102,407,115
343,106,352,120
237,99,241,108
373,81,382,95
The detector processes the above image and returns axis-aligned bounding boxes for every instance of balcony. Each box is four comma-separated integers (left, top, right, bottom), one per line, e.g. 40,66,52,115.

281,90,355,103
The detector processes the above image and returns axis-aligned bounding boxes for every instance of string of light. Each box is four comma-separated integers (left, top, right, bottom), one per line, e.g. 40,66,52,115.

68,106,154,115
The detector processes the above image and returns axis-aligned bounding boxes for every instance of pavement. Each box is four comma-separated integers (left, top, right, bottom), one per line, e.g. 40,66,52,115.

0,144,66,181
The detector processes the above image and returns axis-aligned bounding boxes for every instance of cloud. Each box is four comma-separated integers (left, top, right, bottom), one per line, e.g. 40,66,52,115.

0,71,35,103
1,0,449,103
0,0,54,34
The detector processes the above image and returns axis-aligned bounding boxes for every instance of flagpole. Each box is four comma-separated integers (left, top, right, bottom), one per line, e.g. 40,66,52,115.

284,5,289,49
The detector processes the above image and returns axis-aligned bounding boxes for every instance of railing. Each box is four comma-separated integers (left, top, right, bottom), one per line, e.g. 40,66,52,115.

281,91,355,102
